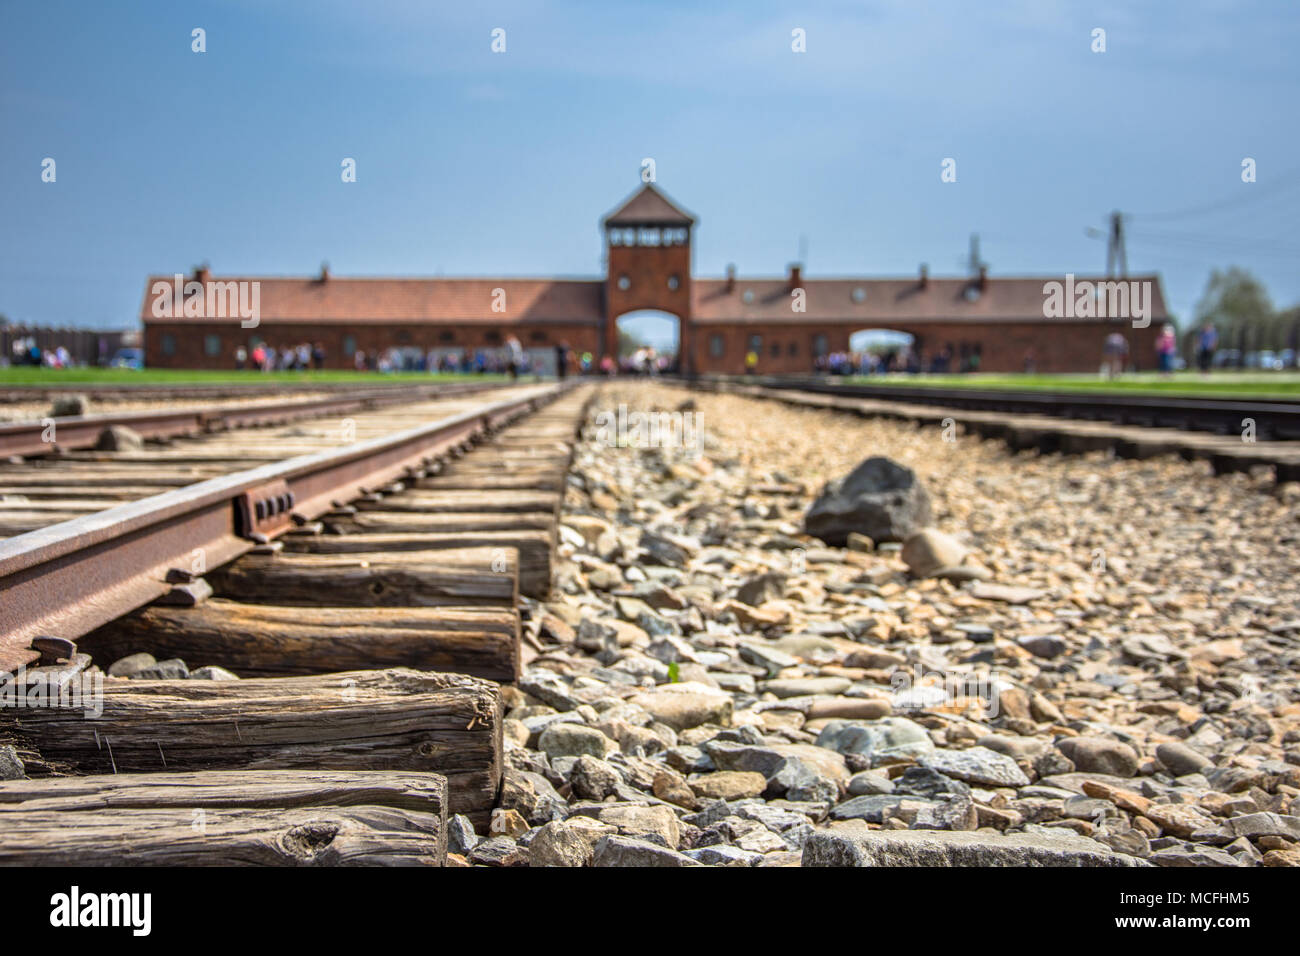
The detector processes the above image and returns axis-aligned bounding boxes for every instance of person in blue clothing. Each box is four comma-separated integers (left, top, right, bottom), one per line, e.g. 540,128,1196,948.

1196,321,1218,374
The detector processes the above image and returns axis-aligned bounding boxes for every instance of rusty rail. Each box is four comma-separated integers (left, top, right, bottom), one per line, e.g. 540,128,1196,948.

0,383,569,672
0,380,515,458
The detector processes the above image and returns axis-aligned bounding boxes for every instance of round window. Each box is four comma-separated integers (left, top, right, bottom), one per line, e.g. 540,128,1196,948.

742,290,755,304
617,275,631,291
852,287,866,303
667,275,679,291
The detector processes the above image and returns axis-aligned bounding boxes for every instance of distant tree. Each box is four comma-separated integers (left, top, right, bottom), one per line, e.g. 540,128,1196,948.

1193,268,1274,362
1276,304,1300,354
617,327,646,356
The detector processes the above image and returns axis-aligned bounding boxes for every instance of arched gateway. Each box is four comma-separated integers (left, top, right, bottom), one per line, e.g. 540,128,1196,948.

141,181,1170,374
601,184,695,372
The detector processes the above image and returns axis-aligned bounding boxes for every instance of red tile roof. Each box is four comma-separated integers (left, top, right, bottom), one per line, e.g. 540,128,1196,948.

690,275,1169,325
141,272,1169,327
602,184,696,226
140,276,604,325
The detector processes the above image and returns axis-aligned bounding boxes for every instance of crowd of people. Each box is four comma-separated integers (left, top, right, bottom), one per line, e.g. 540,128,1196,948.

238,336,604,379
8,337,73,368
799,323,1222,379
235,342,326,371
808,345,982,377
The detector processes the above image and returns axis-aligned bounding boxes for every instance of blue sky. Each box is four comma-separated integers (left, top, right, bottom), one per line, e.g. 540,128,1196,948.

3,0,1298,333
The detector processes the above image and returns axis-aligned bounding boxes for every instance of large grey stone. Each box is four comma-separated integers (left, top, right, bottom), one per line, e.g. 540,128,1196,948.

0,745,24,780
803,824,1145,867
829,794,931,823
592,835,700,867
446,814,480,855
815,717,935,761
1056,736,1140,777
1155,741,1214,777
703,740,847,797
917,746,1031,788
538,723,614,760
528,817,616,867
804,456,932,546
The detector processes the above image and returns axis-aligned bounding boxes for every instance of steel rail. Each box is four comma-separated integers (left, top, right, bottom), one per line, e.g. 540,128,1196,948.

0,379,510,403
0,380,515,458
0,383,569,671
684,375,1300,440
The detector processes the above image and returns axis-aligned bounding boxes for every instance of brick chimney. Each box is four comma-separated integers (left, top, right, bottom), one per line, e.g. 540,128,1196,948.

319,262,331,282
194,264,211,284
918,263,929,288
977,265,988,290
725,263,736,293
788,263,802,289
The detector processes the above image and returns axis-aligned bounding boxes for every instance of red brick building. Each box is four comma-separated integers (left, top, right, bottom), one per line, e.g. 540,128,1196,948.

141,183,1168,374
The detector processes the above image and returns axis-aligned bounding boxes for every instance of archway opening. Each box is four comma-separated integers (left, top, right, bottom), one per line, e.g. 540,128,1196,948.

615,310,681,374
836,328,920,375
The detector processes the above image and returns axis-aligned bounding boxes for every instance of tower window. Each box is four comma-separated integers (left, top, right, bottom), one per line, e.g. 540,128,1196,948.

609,231,622,246
638,228,661,246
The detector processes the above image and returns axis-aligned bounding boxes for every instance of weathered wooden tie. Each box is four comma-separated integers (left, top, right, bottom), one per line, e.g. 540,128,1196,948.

13,667,502,824
207,546,519,607
83,599,520,681
283,530,553,599
0,770,448,866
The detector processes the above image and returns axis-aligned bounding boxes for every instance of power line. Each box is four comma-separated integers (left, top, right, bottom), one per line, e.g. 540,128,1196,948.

1131,167,1300,223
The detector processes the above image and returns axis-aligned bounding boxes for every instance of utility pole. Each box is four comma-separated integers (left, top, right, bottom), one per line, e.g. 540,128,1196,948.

1106,210,1128,278
967,234,984,275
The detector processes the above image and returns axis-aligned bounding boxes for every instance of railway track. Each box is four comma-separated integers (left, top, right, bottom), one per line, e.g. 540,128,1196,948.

0,380,594,864
693,375,1300,440
686,376,1300,484
0,378,506,403
0,379,514,457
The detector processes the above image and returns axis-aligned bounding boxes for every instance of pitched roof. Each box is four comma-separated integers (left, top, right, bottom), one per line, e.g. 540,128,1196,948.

140,276,604,325
689,275,1169,325
602,184,696,227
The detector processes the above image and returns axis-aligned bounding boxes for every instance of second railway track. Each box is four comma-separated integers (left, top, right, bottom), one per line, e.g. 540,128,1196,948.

0,381,594,864
687,376,1300,485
